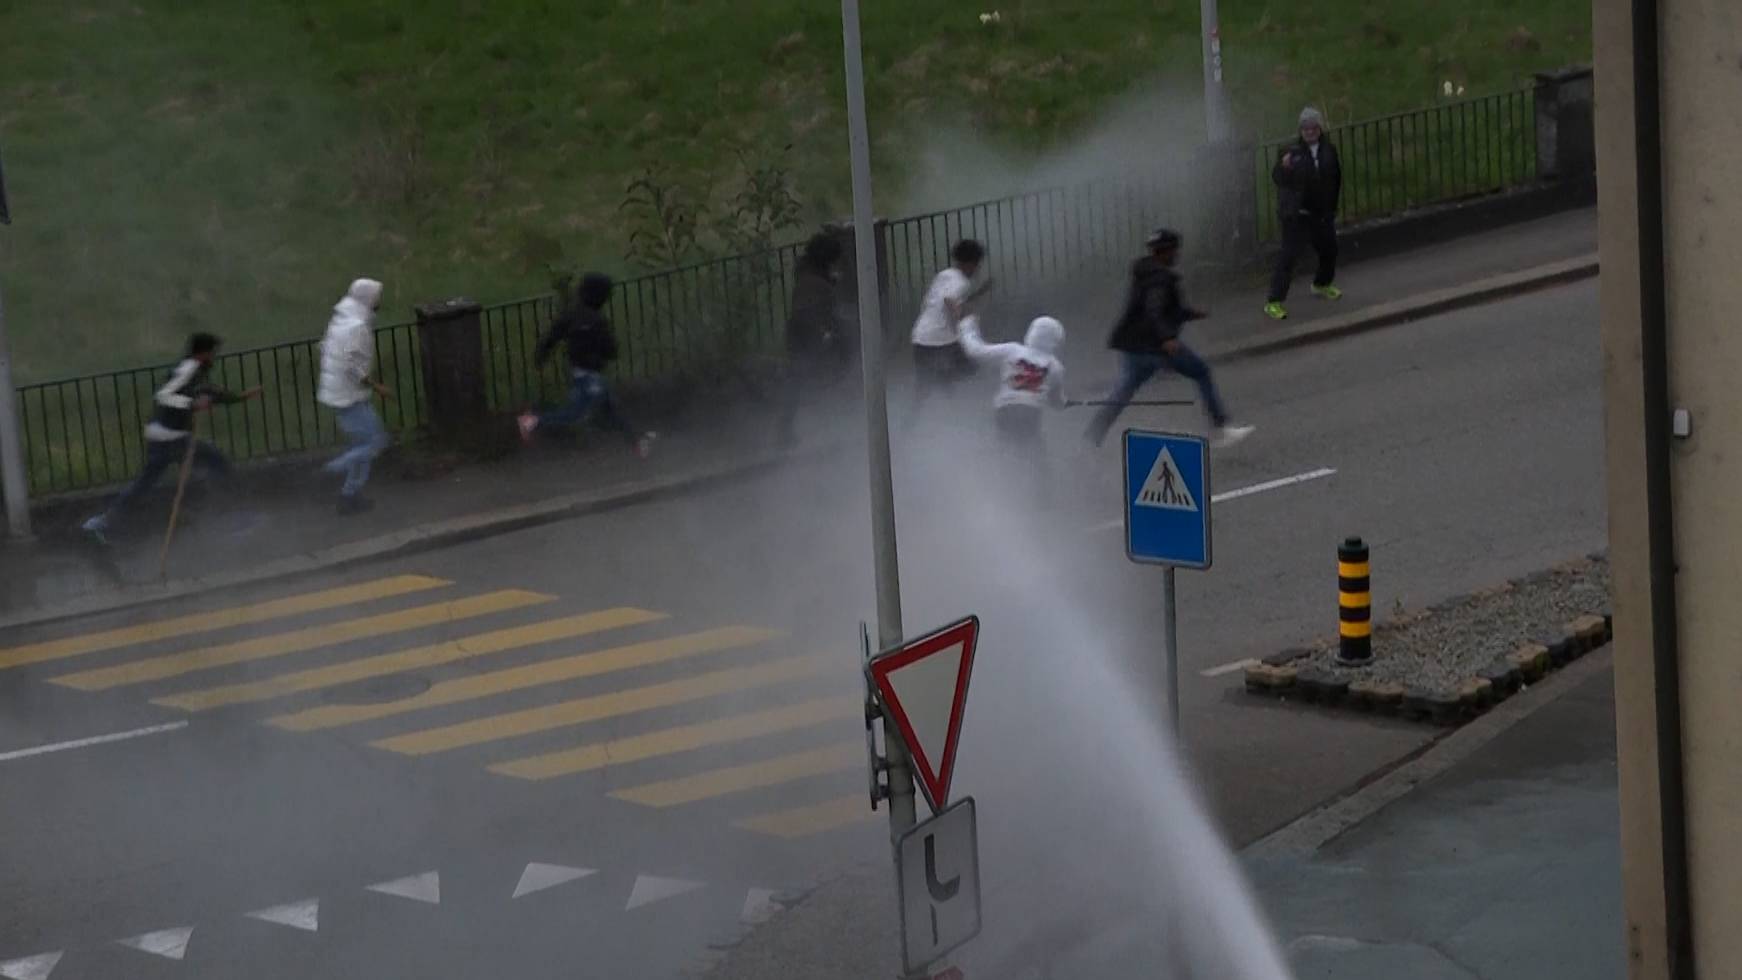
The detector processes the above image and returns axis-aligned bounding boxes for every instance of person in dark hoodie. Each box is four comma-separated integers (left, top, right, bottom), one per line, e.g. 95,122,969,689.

1085,229,1254,449
81,332,263,544
518,272,657,458
1264,106,1344,320
776,231,850,447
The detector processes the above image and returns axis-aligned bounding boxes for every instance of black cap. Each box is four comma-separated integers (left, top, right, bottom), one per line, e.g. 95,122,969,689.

1146,227,1182,250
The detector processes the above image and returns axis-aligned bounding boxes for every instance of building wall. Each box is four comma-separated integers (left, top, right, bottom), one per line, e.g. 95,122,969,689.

1598,0,1742,976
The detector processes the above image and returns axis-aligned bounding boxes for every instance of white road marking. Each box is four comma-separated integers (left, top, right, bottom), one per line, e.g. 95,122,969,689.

246,898,319,932
1200,658,1259,678
0,721,189,764
117,927,193,961
513,863,596,899
1091,467,1338,532
626,875,705,911
366,871,440,904
0,952,63,980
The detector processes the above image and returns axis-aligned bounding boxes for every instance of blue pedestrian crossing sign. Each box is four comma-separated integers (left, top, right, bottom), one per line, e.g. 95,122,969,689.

1123,429,1212,569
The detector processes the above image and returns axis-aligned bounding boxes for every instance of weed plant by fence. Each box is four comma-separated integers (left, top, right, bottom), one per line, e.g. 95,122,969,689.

17,86,1546,497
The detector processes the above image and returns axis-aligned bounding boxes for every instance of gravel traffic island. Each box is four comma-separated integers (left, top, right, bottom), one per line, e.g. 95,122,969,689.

1245,553,1612,725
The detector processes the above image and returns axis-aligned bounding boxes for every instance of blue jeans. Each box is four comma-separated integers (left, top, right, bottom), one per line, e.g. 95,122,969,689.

326,402,389,498
541,371,635,442
94,438,229,528
1086,347,1229,446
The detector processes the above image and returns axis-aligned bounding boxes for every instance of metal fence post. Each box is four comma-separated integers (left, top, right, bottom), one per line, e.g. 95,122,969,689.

0,277,32,539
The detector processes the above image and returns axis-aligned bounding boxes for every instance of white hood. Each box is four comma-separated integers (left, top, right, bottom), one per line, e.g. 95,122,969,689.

1023,316,1064,354
317,278,382,408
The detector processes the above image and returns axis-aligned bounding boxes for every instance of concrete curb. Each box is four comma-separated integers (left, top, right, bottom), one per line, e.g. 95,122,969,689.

1,255,1599,633
0,446,827,634
1245,645,1614,862
1207,252,1600,363
1241,553,1613,726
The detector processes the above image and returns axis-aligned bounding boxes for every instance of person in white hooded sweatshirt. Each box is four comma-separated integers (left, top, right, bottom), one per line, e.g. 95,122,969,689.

958,313,1068,504
317,278,393,514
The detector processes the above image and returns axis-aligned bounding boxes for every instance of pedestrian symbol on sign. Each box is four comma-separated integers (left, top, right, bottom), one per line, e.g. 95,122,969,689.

1135,446,1198,512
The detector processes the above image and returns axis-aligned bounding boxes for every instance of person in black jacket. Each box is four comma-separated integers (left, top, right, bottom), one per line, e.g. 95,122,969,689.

81,332,263,544
777,231,850,447
518,272,656,458
1085,229,1254,449
1264,106,1344,320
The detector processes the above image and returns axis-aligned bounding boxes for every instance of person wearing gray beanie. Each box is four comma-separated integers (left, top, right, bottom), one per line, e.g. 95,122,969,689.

1264,106,1344,320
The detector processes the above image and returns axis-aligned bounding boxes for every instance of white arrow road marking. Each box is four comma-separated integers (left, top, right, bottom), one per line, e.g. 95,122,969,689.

513,863,597,899
625,875,705,911
366,871,440,904
117,927,193,961
246,898,319,932
741,888,779,924
0,952,63,980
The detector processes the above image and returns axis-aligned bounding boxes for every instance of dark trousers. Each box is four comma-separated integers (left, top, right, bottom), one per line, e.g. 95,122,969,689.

1268,214,1339,302
99,438,229,526
1085,348,1229,447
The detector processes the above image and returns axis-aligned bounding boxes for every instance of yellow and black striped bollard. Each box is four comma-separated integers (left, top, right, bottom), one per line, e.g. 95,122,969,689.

1338,537,1373,665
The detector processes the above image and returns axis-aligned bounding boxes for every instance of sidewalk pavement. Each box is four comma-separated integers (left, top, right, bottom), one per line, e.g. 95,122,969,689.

695,652,1623,980
1249,649,1622,980
0,207,1597,626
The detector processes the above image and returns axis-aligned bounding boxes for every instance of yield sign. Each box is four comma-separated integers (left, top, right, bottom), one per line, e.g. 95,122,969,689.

868,617,978,814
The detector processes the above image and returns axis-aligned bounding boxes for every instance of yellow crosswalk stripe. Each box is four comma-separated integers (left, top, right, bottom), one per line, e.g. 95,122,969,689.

733,795,873,839
372,654,828,756
610,742,862,808
489,696,859,780
268,625,781,733
0,575,450,671
153,606,667,712
54,591,555,692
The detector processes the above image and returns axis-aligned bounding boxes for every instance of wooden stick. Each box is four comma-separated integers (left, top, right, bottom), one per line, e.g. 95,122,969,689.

1065,398,1194,407
157,423,200,580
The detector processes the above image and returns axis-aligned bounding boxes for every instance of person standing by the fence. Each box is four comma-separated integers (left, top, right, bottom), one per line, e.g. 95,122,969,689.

80,333,262,545
1264,107,1344,321
518,272,657,458
909,239,987,415
318,278,394,515
1085,228,1254,449
776,231,850,447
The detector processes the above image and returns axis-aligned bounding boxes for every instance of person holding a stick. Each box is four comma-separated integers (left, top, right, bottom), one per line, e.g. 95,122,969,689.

957,312,1069,506
909,239,988,411
318,278,394,515
81,333,262,546
1084,228,1254,449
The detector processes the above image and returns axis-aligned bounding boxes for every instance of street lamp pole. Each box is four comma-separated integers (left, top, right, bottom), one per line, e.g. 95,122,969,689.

839,0,918,839
1199,0,1233,142
0,147,30,540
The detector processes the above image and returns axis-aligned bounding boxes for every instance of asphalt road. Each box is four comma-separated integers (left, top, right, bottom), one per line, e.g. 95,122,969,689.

0,281,1604,980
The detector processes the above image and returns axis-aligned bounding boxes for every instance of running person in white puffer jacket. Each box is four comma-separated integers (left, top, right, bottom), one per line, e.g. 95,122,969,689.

317,278,393,515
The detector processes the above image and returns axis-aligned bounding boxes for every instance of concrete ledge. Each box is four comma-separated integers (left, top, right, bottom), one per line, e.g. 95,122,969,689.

1210,252,1600,363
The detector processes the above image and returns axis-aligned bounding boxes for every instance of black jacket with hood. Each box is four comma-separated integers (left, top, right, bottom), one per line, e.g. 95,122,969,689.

1272,137,1343,221
537,273,620,374
1107,256,1204,355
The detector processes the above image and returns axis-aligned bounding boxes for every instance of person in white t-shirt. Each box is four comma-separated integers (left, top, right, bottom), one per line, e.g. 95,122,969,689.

909,239,986,406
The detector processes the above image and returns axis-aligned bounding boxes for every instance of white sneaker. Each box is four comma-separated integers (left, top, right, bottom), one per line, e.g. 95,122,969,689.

1212,424,1255,448
635,432,659,459
516,412,539,444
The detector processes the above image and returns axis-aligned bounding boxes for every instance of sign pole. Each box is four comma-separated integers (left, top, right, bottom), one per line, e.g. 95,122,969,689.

0,276,32,540
840,0,920,857
1162,565,1180,733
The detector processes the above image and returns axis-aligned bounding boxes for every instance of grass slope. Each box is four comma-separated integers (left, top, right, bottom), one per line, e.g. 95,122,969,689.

1,0,1589,380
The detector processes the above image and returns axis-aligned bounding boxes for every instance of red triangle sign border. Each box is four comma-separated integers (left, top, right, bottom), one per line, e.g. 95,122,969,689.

867,616,979,814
